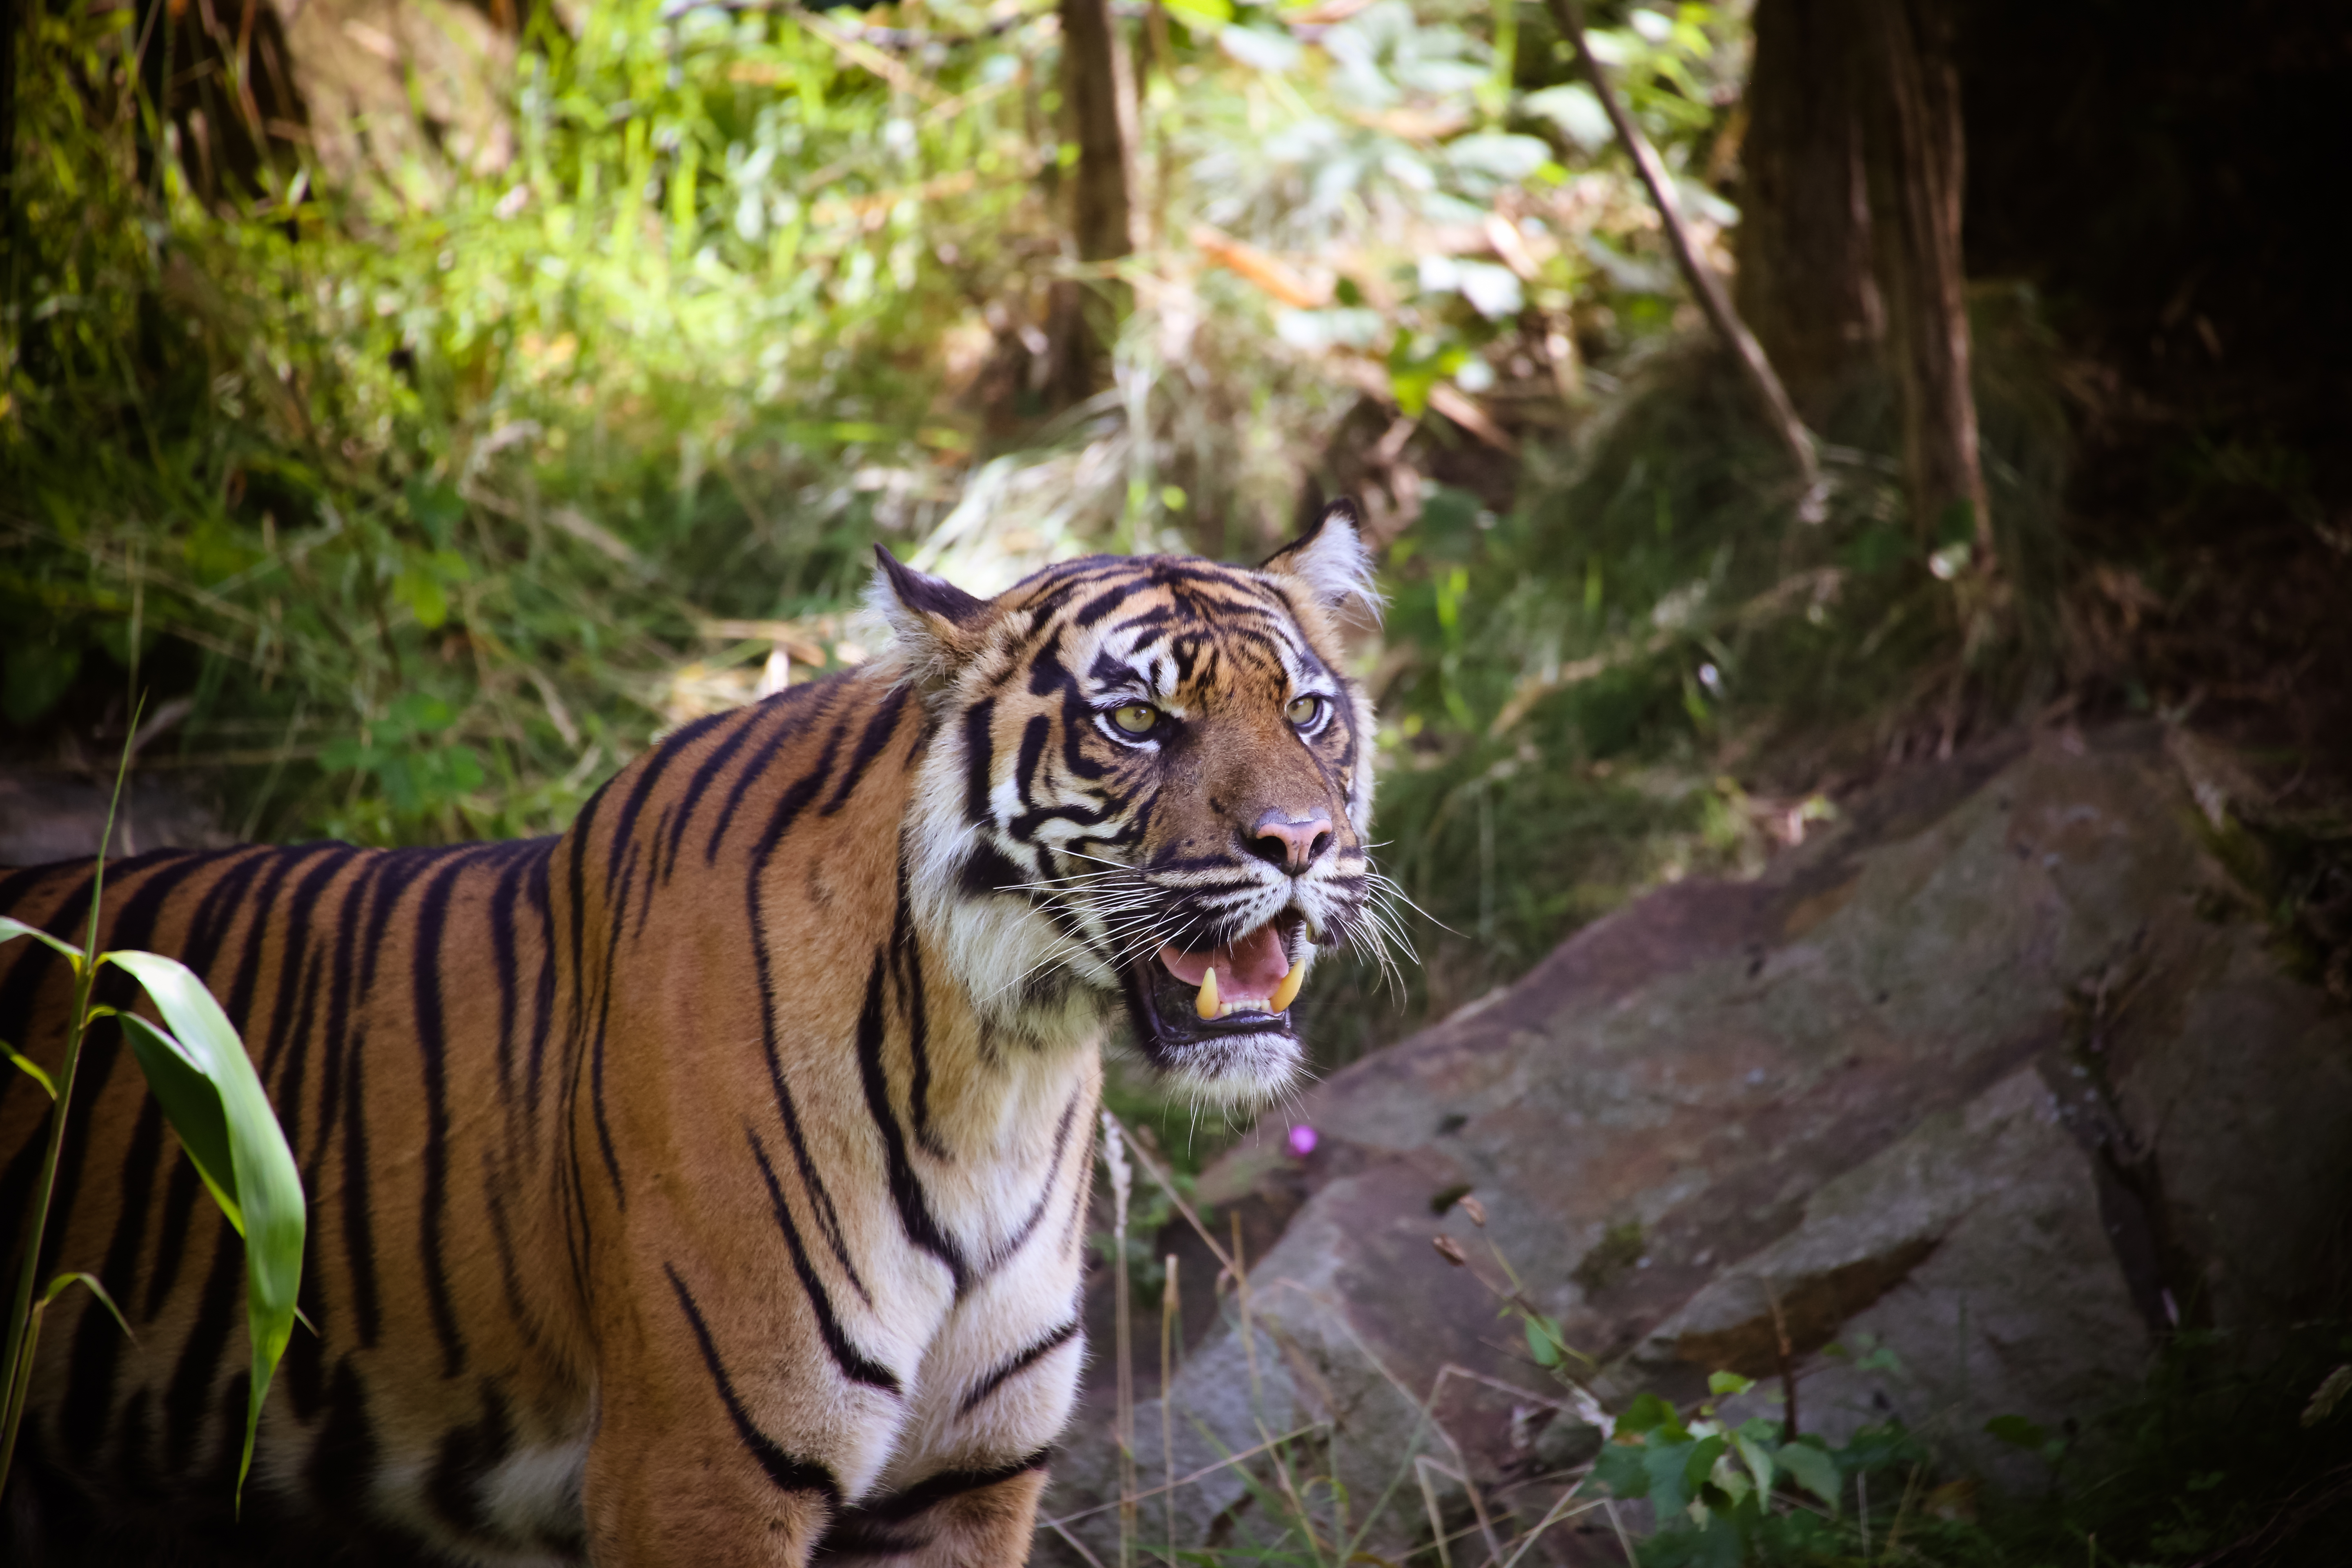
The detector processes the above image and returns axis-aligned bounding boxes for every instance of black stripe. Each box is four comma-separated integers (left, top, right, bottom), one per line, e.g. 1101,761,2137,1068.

307,1355,379,1513
887,871,945,1163
958,1322,1080,1417
706,684,831,866
639,803,673,938
480,1145,541,1356
341,1031,381,1346
1013,714,1051,813
605,711,724,889
745,719,871,1304
57,1095,167,1459
162,1210,243,1469
427,1381,517,1540
961,697,996,825
330,857,398,1347
411,852,473,1377
745,1130,900,1393
525,848,557,1114
586,836,640,1207
1074,583,1138,628
862,1450,1051,1521
42,853,215,1277
987,1090,1081,1274
668,704,765,874
489,844,529,1104
280,948,334,1417
854,943,969,1294
821,683,911,815
664,1265,840,1501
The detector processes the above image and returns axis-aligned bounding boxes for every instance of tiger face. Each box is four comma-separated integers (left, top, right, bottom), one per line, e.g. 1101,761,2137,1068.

878,501,1385,1102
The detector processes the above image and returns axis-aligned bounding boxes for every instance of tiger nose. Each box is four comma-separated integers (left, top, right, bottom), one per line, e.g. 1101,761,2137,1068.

1247,811,1334,876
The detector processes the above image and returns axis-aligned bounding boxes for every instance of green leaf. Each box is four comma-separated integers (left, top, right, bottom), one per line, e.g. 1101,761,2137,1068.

0,913,87,970
1581,1438,1650,1499
1775,1439,1841,1512
115,1013,244,1232
393,567,450,631
1616,1390,1680,1438
1733,1432,1775,1498
3,1039,57,1099
1525,1314,1562,1367
404,478,466,548
105,951,306,1506
42,1271,134,1343
1706,1370,1754,1397
1645,1434,1705,1518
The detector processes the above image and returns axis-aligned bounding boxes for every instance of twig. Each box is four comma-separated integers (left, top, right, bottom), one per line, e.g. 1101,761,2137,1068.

1882,1462,1924,1561
1038,1421,1330,1529
1497,1492,1605,1568
1543,0,1824,505
1415,1456,1456,1568
1102,1110,1235,1275
1601,1497,1639,1568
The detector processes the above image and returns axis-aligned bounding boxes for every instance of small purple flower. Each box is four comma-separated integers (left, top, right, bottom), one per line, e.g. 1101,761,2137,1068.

1286,1123,1319,1158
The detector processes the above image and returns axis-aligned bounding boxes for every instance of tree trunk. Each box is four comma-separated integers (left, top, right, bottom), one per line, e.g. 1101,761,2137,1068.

1734,0,1881,426
1857,0,1990,556
1060,0,1137,267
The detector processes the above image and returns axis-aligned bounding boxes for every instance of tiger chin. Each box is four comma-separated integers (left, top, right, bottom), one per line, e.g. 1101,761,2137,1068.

0,503,1384,1567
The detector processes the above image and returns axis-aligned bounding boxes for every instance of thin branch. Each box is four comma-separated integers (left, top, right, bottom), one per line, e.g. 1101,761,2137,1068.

1544,0,1824,506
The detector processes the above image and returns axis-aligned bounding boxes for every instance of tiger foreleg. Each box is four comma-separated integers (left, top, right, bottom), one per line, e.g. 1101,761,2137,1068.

811,1457,1049,1566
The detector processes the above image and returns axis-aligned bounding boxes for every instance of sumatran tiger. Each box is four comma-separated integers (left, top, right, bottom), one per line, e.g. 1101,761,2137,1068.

0,503,1387,1567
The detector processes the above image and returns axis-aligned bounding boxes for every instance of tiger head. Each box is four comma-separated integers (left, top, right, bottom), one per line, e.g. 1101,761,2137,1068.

873,501,1388,1104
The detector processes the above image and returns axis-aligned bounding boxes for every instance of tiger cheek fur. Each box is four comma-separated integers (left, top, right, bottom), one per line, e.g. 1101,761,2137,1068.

0,502,1381,1566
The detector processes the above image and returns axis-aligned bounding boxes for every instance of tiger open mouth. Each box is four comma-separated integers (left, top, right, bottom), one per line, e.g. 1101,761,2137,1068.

1123,908,1315,1062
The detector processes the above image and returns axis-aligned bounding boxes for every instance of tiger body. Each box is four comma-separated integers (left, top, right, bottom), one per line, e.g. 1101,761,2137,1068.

0,512,1381,1566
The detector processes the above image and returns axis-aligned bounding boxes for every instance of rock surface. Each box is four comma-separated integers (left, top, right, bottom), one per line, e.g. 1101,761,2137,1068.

1036,724,2352,1563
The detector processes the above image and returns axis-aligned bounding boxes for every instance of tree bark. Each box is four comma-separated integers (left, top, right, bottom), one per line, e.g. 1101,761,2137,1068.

1060,0,1138,266
1857,0,1990,556
1735,0,1882,425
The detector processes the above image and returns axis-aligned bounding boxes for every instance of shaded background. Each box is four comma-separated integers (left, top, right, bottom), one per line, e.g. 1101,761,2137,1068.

3,0,2349,1561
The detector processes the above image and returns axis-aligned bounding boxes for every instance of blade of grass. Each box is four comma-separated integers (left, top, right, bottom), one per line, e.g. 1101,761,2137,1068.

0,699,136,1492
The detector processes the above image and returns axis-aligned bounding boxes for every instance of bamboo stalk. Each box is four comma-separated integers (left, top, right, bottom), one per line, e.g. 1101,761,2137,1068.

0,711,137,1489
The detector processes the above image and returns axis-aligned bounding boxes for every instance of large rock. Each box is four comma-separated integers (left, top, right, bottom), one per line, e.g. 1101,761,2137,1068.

1036,724,2352,1563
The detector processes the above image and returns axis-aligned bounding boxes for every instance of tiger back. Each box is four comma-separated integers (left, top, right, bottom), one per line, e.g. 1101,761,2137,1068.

0,504,1384,1566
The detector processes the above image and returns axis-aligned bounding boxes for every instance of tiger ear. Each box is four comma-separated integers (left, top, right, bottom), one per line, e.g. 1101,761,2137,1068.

869,546,993,681
1260,497,1381,621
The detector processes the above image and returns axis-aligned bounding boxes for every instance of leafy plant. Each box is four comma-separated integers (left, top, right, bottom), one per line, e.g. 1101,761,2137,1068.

0,727,306,1506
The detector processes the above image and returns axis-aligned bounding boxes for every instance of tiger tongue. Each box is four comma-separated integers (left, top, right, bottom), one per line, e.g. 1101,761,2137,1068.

1158,922,1289,999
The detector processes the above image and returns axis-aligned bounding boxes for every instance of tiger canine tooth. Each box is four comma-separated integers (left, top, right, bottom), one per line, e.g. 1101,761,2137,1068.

1195,967,1220,1020
1270,958,1306,1014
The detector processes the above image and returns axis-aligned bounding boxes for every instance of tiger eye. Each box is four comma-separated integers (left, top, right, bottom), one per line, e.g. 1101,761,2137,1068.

1285,695,1322,726
1111,703,1160,735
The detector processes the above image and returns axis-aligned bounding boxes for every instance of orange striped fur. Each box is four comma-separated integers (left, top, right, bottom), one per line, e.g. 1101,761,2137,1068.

0,507,1383,1566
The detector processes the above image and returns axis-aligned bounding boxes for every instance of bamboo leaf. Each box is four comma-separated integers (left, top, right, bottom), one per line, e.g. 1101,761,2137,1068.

103,951,305,1506
2,1040,57,1100
114,1014,244,1234
0,915,85,971
42,1272,136,1345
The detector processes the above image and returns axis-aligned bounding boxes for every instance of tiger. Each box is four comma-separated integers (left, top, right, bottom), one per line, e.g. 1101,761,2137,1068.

0,501,1383,1567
